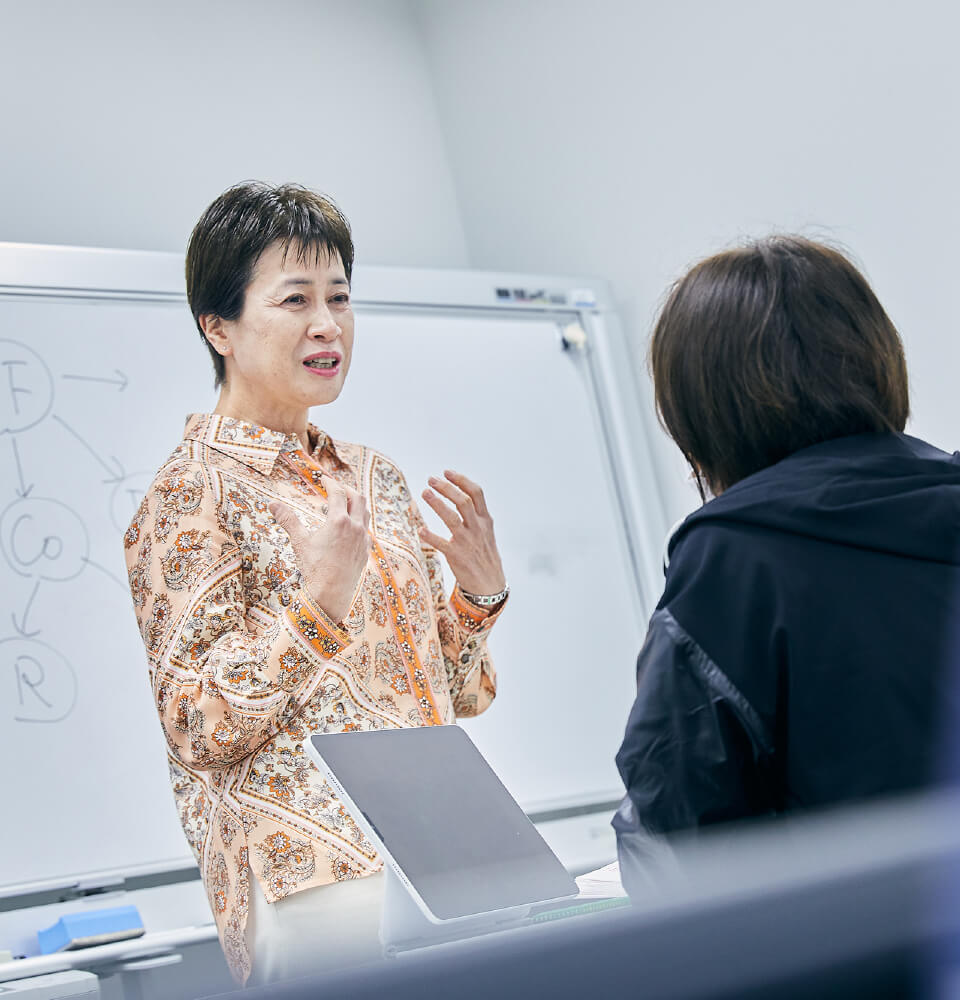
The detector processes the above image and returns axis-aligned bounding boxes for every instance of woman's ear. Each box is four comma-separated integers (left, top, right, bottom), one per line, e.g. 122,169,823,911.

199,314,231,358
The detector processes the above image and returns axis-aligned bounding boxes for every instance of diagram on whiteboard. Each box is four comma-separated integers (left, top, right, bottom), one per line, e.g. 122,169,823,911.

0,337,151,724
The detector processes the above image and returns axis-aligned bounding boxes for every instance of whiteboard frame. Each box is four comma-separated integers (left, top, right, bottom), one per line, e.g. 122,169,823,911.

0,242,668,898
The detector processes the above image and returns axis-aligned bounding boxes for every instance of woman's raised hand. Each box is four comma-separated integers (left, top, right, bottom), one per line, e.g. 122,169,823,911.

270,475,370,624
419,470,506,597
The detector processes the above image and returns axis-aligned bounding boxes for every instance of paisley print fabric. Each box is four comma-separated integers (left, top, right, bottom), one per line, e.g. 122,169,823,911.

124,414,503,984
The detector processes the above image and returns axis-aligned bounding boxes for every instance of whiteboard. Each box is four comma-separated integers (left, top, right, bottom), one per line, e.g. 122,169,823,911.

0,296,219,891
321,312,643,811
0,246,659,894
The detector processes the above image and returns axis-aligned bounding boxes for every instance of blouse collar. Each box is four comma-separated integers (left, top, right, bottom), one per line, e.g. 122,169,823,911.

182,413,333,476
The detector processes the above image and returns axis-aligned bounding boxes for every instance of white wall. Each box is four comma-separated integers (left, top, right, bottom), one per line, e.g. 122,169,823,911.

0,0,469,268
414,0,960,524
4,0,957,521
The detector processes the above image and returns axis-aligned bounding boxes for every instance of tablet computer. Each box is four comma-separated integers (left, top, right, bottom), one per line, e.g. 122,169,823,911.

307,726,578,926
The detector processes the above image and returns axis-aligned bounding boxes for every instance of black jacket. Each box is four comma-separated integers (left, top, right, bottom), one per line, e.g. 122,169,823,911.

615,433,960,854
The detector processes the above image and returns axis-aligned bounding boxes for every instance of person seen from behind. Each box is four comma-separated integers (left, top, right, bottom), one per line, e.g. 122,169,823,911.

615,236,960,891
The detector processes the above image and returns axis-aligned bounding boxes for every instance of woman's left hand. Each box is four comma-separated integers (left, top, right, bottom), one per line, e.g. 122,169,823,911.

419,470,506,597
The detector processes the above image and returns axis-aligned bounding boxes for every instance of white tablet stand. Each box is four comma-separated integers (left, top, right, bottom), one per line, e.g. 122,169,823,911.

379,865,533,956
306,727,579,957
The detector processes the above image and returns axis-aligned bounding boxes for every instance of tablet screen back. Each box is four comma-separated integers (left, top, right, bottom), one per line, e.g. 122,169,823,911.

310,726,577,920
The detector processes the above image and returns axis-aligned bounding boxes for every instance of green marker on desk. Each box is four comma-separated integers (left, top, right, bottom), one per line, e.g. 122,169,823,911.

530,897,630,924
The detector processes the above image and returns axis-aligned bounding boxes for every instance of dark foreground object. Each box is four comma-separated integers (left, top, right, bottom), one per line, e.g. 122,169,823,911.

207,794,960,1000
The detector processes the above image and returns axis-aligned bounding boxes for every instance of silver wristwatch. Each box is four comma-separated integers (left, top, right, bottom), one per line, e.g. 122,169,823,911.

460,583,510,608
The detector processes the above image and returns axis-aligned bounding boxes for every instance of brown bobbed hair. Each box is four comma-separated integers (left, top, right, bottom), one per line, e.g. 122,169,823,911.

186,181,354,387
650,236,910,497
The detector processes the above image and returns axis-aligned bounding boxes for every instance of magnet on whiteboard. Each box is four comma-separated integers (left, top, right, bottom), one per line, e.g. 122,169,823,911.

560,323,589,351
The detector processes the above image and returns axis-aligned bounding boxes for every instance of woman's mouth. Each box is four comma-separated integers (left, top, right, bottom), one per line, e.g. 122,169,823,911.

303,355,341,377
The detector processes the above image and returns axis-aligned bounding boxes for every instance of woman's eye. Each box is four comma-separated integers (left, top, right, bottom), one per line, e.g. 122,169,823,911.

285,294,307,305
330,294,350,305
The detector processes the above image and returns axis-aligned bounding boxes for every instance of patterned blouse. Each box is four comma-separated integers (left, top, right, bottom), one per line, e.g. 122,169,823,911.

123,414,503,983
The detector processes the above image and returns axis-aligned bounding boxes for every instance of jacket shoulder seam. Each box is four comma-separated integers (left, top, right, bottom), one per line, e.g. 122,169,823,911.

657,607,774,755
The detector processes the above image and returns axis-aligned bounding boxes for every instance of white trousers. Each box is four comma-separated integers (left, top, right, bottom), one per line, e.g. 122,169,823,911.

245,872,386,987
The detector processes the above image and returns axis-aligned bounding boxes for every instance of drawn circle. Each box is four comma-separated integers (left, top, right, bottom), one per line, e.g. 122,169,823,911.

0,496,90,582
0,637,77,724
110,471,156,535
0,339,54,434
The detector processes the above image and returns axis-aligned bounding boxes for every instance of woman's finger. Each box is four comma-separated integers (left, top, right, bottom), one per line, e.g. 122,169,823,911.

320,475,348,517
341,481,364,518
444,470,488,517
417,524,450,554
270,501,304,543
422,487,463,533
427,475,475,524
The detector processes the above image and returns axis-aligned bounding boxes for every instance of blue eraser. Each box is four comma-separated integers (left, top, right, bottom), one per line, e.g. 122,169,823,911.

38,906,145,953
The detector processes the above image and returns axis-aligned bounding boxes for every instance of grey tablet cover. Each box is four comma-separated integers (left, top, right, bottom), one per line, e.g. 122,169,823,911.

310,726,578,921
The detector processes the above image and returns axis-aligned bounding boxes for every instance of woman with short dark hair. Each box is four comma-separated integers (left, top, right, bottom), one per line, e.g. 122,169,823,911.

615,237,960,881
124,182,508,985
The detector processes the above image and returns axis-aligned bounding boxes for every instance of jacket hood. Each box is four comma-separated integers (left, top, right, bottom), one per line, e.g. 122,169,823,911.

671,433,960,566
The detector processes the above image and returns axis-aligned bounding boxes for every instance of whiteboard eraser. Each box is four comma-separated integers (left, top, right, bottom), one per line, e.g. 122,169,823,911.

561,323,588,351
38,906,145,953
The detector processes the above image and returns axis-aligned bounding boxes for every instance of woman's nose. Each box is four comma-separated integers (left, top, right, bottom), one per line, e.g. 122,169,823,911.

307,307,340,341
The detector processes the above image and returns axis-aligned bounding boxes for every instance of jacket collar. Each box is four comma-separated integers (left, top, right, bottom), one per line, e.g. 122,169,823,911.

182,413,332,476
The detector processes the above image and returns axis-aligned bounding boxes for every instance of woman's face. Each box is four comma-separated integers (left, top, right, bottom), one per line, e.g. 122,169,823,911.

207,241,354,427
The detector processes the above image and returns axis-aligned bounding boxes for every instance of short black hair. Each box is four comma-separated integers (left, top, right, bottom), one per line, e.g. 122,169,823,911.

650,236,910,496
185,181,354,387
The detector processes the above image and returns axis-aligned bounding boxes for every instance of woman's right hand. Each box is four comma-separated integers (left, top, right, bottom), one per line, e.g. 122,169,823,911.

270,476,371,623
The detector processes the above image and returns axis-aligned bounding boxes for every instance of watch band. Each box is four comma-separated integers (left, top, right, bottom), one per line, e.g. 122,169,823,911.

459,583,510,608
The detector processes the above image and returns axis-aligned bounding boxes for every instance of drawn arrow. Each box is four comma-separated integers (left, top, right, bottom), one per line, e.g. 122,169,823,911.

10,437,34,498
11,580,41,638
82,556,128,591
62,369,128,391
52,414,126,484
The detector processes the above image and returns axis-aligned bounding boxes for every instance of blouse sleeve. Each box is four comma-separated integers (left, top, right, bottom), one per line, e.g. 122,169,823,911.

124,460,352,770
